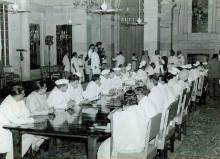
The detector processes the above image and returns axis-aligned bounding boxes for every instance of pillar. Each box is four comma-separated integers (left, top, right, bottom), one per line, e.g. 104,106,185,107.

144,0,159,57
19,0,30,81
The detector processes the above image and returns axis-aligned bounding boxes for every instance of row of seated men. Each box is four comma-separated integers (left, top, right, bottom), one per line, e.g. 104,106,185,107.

0,61,207,159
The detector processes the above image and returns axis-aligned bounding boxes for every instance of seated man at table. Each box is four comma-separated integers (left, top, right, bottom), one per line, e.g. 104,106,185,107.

146,75,166,113
135,86,158,119
122,64,136,86
83,74,102,100
108,68,123,90
97,97,148,159
68,74,84,107
26,80,49,116
136,60,148,83
100,69,111,95
47,79,75,111
0,85,45,159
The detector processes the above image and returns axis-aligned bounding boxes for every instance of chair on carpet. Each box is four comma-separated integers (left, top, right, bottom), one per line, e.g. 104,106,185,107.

175,88,187,140
157,96,180,158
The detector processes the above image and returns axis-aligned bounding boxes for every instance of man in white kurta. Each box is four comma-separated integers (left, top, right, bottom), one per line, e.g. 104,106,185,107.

0,92,42,159
136,61,148,83
97,105,148,159
91,47,101,75
100,69,111,95
177,50,185,66
68,74,84,106
62,53,70,73
112,51,125,67
168,55,179,69
26,90,49,116
78,54,85,82
71,53,80,74
108,68,123,90
83,74,102,100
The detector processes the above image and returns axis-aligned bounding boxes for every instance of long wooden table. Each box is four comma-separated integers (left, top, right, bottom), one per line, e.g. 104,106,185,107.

4,107,111,159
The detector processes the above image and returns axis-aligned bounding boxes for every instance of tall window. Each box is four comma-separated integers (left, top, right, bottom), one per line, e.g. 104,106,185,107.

0,4,9,66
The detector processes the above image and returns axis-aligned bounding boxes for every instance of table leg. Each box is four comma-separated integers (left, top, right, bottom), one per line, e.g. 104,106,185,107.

12,130,22,159
88,136,99,159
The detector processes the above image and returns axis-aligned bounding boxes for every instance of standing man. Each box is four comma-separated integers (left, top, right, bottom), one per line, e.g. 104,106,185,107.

70,52,80,74
207,54,220,105
91,46,101,75
78,54,85,82
96,42,104,65
141,50,150,66
112,51,125,68
62,51,71,77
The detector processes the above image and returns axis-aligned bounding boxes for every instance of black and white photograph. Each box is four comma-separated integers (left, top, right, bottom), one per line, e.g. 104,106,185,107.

0,0,220,159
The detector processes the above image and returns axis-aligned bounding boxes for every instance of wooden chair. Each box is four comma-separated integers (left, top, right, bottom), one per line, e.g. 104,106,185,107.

181,82,195,135
157,97,179,158
110,112,162,159
175,88,187,140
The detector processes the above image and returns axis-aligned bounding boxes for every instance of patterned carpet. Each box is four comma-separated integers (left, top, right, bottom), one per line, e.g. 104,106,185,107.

171,103,220,159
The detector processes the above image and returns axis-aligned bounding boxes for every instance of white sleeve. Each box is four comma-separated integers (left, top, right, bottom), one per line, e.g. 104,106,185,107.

2,103,34,125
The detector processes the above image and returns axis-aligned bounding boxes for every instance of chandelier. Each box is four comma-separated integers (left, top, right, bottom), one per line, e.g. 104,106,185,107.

120,0,146,26
72,0,121,10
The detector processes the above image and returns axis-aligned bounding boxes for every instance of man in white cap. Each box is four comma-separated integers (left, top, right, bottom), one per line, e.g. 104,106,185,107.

47,79,74,110
136,60,147,83
167,68,186,97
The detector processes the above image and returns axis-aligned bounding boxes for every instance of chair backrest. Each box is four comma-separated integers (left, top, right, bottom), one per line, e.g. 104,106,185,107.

177,88,187,115
167,96,179,125
149,113,162,141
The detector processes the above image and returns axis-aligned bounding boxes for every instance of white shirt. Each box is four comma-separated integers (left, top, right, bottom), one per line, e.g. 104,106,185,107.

0,95,34,153
109,75,123,90
83,81,101,100
62,55,70,72
47,87,71,110
91,51,101,74
113,55,125,67
138,96,158,119
146,65,155,75
26,92,49,116
68,84,84,105
97,106,148,159
136,69,148,82
122,72,136,85
100,76,111,94
71,57,80,74
168,56,179,68
178,54,185,66
147,86,166,113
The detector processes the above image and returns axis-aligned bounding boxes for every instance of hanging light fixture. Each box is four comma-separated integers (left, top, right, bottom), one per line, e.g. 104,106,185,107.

87,0,122,14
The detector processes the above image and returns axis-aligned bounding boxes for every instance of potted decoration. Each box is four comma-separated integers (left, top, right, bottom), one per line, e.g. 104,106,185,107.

45,35,54,75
